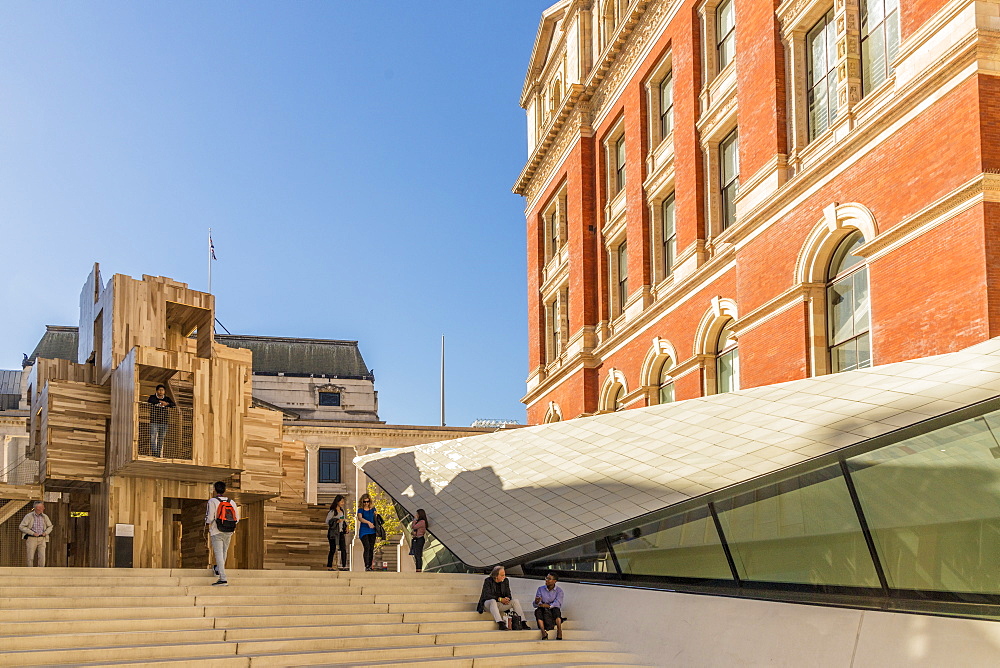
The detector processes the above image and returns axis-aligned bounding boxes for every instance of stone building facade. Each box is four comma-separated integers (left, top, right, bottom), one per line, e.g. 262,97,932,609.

515,0,1000,423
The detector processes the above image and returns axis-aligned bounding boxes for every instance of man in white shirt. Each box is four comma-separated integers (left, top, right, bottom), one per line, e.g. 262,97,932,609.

205,481,239,586
19,501,53,567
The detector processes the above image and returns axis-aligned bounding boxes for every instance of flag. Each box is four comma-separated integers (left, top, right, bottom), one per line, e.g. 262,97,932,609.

210,235,217,261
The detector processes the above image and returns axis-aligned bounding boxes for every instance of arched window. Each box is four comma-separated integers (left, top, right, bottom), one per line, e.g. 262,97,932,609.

828,231,871,372
613,385,625,411
658,358,675,404
716,320,739,393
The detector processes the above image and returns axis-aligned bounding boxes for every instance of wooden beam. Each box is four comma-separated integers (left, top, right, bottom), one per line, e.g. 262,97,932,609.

0,499,27,525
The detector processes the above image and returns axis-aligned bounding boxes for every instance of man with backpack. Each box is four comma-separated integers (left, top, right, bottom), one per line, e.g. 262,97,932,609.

206,481,239,586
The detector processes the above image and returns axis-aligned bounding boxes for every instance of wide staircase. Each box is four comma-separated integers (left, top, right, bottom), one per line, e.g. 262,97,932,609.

0,567,646,667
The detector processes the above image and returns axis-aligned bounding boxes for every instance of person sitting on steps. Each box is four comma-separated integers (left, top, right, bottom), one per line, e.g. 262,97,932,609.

477,565,531,631
533,572,564,640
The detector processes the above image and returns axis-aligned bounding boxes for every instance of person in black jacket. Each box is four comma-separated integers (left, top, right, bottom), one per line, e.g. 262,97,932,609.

147,384,176,457
477,565,531,631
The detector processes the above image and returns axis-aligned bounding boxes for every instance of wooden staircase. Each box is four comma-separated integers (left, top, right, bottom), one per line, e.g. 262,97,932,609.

0,567,646,667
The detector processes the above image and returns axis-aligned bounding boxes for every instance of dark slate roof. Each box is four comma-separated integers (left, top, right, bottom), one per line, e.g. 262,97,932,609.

0,369,21,395
25,326,79,366
250,395,300,420
216,335,373,379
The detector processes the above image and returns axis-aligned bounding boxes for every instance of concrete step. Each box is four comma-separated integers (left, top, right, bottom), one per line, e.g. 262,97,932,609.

193,594,375,606
2,595,196,609
247,644,460,667
202,603,391,617
0,616,216,637
203,601,478,617
469,652,645,667
0,628,226,652
2,606,206,623
211,612,404,628
388,602,483,613
233,632,441,655
402,611,487,623
373,594,479,604
1,641,237,667
223,622,422,641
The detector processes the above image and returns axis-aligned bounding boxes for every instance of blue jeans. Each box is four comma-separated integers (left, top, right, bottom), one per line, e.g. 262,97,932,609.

150,423,168,457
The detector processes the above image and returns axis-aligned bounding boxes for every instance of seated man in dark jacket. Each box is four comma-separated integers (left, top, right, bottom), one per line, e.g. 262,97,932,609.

477,565,531,631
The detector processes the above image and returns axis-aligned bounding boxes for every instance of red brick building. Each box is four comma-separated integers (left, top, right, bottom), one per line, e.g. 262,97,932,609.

514,0,1000,424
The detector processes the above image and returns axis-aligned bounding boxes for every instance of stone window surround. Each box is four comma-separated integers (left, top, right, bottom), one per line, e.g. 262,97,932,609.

780,0,889,174
647,169,678,289
603,195,630,324
640,336,679,405
693,297,740,395
305,443,353,505
795,202,879,377
599,0,632,51
645,51,675,152
698,0,737,94
605,118,628,202
544,283,571,366
700,109,739,243
598,367,631,413
544,401,563,423
542,184,569,263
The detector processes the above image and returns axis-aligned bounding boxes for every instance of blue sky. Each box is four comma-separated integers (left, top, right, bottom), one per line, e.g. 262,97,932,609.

0,1,552,426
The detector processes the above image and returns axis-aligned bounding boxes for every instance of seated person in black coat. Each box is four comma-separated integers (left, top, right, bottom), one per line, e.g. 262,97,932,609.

477,565,531,631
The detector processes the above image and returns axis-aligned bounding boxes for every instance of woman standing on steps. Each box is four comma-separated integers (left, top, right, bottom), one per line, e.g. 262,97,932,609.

325,495,347,571
410,509,429,572
357,493,377,571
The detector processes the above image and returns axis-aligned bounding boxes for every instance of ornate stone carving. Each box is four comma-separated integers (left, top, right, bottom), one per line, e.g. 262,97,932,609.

526,110,587,202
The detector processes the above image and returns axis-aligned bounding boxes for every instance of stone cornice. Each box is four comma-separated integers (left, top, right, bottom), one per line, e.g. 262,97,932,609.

860,172,1000,262
516,0,685,199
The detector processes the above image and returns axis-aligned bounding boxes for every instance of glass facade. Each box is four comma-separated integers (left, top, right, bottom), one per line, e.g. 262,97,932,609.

508,403,1000,617
610,507,733,580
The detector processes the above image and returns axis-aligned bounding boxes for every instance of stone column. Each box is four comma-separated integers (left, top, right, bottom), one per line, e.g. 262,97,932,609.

350,445,370,571
834,0,863,134
304,443,320,506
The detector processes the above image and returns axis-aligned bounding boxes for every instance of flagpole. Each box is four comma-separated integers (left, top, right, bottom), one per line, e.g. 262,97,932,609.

440,335,445,427
208,227,213,294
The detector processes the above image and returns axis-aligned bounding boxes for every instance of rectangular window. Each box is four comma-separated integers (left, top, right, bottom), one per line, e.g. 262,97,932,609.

662,194,677,277
720,129,739,230
318,448,341,484
614,135,626,194
548,298,562,361
807,10,838,140
659,72,674,139
617,242,629,314
716,0,736,71
829,266,871,373
318,391,341,407
861,0,900,94
550,208,560,257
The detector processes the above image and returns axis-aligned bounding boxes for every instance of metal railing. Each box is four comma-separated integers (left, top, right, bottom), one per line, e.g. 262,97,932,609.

137,402,193,460
0,454,39,486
